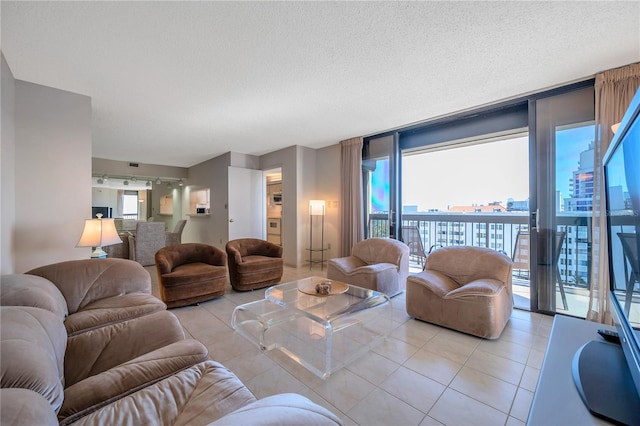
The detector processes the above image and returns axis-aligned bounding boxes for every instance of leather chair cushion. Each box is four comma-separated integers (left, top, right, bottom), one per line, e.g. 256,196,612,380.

234,255,283,274
160,263,228,287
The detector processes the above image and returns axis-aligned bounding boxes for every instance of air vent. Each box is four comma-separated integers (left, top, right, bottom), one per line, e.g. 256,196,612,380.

129,162,139,167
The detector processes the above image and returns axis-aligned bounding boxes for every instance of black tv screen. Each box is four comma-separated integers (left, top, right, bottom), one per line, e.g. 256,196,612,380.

92,206,112,219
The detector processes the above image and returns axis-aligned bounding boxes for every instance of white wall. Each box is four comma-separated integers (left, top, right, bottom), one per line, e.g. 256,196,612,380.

1,54,16,274
12,79,92,272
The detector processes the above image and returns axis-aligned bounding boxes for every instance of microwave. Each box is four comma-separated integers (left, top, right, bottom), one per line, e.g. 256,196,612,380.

272,192,282,205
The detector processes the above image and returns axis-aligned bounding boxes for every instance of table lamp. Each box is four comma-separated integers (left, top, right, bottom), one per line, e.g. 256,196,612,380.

76,213,122,258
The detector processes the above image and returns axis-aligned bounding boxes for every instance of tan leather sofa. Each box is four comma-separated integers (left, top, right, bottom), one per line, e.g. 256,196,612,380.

327,238,410,297
406,246,513,339
226,238,284,291
155,243,228,308
0,259,342,425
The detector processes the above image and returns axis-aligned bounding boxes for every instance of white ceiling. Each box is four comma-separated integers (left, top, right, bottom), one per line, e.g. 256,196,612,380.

2,1,639,168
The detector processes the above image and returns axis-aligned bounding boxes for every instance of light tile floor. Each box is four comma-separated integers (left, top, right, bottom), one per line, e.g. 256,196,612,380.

145,265,552,426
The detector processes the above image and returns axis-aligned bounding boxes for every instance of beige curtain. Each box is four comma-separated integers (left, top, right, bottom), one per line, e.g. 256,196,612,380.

340,137,364,256
587,62,640,324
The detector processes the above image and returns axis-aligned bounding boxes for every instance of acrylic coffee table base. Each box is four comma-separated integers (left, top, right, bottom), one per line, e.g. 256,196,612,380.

231,277,392,379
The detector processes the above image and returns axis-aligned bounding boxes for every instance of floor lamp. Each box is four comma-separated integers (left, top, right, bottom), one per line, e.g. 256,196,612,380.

309,200,325,270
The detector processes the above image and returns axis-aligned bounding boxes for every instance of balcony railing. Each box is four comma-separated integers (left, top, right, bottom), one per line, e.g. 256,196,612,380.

368,211,592,291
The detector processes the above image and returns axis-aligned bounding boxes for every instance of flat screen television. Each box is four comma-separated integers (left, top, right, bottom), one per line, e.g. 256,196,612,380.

92,206,112,219
572,87,640,425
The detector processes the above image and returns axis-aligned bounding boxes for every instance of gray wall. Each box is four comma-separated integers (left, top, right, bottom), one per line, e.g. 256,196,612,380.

2,64,92,273
1,54,16,274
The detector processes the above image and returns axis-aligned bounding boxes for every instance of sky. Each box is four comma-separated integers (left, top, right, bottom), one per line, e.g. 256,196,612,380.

370,125,596,213
401,136,529,211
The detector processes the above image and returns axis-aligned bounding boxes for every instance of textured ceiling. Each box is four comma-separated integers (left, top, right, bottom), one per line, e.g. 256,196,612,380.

2,1,639,168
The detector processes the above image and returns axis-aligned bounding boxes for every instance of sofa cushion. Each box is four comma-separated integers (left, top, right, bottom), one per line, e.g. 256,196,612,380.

64,360,257,426
60,339,209,424
1,274,68,318
0,306,66,412
62,293,166,337
65,310,186,387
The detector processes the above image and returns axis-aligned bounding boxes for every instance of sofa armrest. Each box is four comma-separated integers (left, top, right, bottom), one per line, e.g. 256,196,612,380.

209,393,343,425
26,258,151,314
1,388,59,426
60,339,209,425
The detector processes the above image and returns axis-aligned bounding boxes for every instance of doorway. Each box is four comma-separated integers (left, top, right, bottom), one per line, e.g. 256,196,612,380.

265,168,283,247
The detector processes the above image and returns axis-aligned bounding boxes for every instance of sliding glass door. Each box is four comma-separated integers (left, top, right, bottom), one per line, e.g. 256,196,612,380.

534,86,595,315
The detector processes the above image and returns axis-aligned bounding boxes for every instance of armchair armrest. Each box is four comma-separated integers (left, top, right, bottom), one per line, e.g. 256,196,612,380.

327,256,367,274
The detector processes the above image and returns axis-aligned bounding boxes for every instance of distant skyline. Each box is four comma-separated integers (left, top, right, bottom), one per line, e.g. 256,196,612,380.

556,124,595,202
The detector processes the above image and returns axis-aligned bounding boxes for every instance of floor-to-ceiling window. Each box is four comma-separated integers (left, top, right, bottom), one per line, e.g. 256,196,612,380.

363,81,596,316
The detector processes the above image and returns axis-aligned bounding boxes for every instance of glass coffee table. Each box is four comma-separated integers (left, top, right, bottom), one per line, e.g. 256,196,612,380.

231,277,392,379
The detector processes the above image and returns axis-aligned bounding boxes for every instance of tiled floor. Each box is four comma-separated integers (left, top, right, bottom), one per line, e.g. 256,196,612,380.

145,265,552,426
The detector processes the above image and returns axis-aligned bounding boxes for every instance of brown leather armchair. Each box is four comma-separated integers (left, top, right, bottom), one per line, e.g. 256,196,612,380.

406,246,513,339
155,243,228,308
225,238,283,291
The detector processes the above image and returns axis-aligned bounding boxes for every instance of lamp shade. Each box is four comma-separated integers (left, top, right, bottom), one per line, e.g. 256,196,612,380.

309,200,325,216
77,217,122,258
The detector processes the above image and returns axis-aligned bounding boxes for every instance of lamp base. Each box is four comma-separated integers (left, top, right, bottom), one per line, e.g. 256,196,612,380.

90,247,107,258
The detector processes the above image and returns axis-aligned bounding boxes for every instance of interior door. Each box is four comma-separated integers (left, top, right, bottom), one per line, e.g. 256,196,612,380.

228,167,264,241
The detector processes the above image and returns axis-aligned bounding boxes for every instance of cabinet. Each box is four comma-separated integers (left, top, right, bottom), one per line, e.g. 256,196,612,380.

528,315,618,425
189,188,210,215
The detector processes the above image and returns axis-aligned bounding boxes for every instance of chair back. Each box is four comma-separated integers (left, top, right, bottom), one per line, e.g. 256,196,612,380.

401,226,427,265
132,222,166,266
352,238,410,287
173,219,187,234
512,230,530,271
618,232,640,274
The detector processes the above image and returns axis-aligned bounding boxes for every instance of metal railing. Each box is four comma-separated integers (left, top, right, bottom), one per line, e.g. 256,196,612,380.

368,212,592,290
